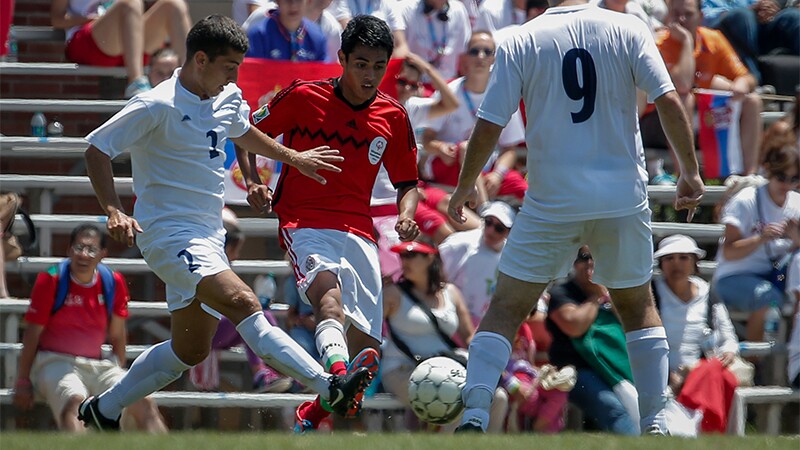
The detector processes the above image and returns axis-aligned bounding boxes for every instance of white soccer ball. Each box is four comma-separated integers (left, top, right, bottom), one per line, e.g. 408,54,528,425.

407,356,466,424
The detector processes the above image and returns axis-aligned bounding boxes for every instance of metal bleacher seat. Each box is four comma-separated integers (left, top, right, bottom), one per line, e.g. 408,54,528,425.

0,98,127,113
0,136,90,158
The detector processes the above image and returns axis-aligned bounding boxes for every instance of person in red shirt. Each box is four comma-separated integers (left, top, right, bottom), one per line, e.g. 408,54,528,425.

238,15,420,432
13,224,166,432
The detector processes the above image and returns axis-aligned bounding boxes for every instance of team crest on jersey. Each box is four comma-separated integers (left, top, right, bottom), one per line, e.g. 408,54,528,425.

252,105,270,124
368,136,387,165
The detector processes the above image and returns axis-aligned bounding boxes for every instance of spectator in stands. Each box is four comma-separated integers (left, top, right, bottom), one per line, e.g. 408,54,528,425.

189,212,293,393
246,0,328,62
304,0,343,64
51,0,191,98
760,85,799,164
653,234,741,433
78,15,365,432
702,0,799,84
439,201,516,327
380,241,509,432
713,144,800,342
147,48,179,88
592,0,660,31
490,0,550,46
422,31,527,202
327,0,410,57
13,224,167,432
640,0,763,176
476,0,548,36
371,53,477,267
398,0,471,79
545,247,639,435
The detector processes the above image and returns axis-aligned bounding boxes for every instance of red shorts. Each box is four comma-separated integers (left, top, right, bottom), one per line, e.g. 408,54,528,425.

414,202,446,237
65,22,150,67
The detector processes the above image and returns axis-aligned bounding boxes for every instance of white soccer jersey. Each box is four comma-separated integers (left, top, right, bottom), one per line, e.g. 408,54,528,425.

475,0,527,36
399,0,471,79
479,4,674,221
87,70,251,233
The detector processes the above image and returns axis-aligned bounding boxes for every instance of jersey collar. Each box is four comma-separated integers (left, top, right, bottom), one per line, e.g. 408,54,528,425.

332,77,378,111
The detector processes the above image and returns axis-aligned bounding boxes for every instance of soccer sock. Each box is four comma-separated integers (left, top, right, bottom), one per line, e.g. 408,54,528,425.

460,331,512,431
315,318,349,375
97,340,190,420
626,326,670,432
237,312,330,397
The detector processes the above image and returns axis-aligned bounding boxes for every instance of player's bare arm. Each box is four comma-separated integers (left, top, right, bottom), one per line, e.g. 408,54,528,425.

396,184,420,241
654,91,704,221
234,144,273,214
85,145,142,246
448,118,504,224
231,127,344,185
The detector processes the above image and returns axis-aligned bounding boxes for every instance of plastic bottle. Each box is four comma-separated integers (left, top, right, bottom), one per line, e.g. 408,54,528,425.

47,119,64,137
763,301,781,343
5,28,17,62
701,327,717,359
253,273,277,309
30,112,47,137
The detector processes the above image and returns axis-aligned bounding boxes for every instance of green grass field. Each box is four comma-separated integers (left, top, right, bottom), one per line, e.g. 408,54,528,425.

1,432,798,450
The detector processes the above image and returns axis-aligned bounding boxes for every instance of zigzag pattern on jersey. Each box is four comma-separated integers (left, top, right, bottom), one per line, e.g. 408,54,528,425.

290,127,372,150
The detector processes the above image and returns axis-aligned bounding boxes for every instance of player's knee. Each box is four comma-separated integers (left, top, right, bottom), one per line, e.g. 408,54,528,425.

230,289,261,315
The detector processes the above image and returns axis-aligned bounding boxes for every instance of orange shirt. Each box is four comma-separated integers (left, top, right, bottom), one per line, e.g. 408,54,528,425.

656,26,749,89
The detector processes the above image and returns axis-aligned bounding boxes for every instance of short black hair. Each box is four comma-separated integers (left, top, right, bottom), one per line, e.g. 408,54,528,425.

186,15,249,61
527,0,548,10
340,15,394,60
70,224,107,249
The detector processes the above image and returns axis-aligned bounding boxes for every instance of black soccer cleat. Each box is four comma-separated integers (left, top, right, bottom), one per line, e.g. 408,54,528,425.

454,421,485,433
326,366,372,418
78,396,120,431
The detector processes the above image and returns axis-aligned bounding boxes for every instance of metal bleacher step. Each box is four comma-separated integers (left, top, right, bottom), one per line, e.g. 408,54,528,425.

0,61,127,78
11,25,65,42
0,136,90,158
7,256,292,276
0,98,127,113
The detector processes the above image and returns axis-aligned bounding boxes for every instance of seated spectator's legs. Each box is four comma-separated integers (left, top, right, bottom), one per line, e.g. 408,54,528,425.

532,388,568,433
715,8,761,83
762,8,800,55
381,363,415,405
568,368,638,435
425,185,481,232
142,0,191,64
415,200,454,245
85,0,146,84
714,273,785,341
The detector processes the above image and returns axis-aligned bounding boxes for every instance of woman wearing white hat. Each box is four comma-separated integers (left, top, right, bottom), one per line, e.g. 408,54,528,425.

653,234,742,433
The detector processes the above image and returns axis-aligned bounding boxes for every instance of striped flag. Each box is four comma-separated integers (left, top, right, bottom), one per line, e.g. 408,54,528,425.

695,89,743,179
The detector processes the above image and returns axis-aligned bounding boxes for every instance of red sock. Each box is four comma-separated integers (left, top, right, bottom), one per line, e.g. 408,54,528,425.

329,360,347,376
303,397,332,426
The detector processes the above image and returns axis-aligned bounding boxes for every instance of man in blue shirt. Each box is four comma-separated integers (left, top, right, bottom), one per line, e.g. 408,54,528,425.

247,0,328,61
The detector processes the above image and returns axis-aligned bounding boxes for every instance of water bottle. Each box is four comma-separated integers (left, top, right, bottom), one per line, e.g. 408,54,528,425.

30,112,47,137
763,301,781,343
253,273,277,309
701,327,717,359
47,120,64,137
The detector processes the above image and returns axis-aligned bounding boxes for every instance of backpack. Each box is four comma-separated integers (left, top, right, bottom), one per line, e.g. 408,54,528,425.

50,259,116,318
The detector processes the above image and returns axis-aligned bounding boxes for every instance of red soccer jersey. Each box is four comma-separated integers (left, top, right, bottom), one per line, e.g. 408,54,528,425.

253,79,418,243
25,267,130,359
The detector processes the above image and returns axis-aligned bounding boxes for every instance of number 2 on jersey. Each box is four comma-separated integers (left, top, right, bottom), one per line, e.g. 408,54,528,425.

561,48,597,124
207,130,221,159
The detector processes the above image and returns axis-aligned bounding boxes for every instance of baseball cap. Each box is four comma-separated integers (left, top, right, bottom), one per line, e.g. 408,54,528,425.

653,234,706,259
390,241,438,255
480,201,516,228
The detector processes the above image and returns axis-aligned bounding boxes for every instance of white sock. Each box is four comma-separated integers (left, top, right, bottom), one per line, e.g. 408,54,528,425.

459,331,512,431
315,318,349,372
237,312,330,396
626,326,670,432
98,340,190,420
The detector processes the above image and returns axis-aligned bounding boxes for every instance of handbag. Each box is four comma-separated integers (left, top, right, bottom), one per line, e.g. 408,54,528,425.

0,192,36,261
386,281,468,367
756,185,796,291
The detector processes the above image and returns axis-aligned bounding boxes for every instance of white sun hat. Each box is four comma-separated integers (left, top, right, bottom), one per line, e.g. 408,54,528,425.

654,234,706,259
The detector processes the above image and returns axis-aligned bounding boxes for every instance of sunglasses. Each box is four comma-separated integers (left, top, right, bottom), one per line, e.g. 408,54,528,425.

484,217,509,233
399,252,427,259
396,76,422,89
772,172,800,183
72,244,100,258
467,47,494,57
576,252,593,262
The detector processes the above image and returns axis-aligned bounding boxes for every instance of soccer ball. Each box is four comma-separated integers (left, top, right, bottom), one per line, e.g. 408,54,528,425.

407,356,466,424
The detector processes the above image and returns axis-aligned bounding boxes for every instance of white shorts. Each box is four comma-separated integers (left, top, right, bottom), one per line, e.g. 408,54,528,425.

282,228,383,342
138,229,229,318
499,209,653,289
31,351,126,427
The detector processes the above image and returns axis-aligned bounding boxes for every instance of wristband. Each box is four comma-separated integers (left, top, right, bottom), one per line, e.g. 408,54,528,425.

494,166,509,177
